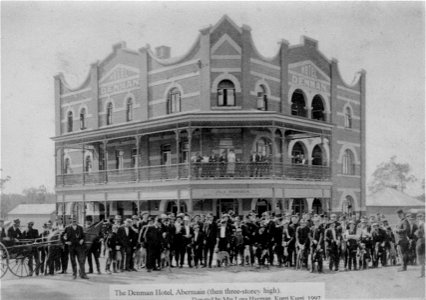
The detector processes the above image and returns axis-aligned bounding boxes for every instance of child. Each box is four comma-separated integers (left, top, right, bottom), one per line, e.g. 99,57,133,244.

105,224,121,274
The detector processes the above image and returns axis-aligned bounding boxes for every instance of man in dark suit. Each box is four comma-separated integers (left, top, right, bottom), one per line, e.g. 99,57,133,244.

203,213,217,268
117,218,137,272
181,216,194,268
0,219,7,242
262,212,276,266
144,217,162,272
7,219,22,241
249,151,260,177
407,213,418,265
22,221,40,276
242,213,258,266
62,216,88,279
192,224,205,267
395,209,410,271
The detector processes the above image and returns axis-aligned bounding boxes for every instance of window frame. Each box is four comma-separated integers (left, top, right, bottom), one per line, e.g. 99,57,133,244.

342,149,355,175
106,102,113,125
167,88,181,114
344,107,353,128
67,111,73,132
79,108,86,130
126,98,133,122
217,80,236,107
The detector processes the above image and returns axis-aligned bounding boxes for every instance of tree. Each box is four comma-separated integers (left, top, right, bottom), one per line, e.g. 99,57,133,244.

368,156,417,193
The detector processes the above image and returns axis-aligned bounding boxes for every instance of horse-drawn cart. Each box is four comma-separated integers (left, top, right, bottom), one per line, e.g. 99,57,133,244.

0,234,63,278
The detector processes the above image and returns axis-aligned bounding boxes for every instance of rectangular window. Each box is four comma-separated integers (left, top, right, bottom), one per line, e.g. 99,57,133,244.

131,148,137,168
116,150,124,170
161,145,171,166
217,90,224,106
227,89,235,106
180,141,189,163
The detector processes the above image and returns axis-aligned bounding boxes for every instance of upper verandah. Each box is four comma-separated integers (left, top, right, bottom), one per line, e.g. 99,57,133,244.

55,14,364,98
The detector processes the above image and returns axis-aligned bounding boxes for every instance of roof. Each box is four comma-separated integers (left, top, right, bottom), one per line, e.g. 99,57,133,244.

367,188,425,207
7,204,56,215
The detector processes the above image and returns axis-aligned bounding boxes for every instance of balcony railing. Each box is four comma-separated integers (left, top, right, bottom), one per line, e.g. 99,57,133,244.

57,162,330,187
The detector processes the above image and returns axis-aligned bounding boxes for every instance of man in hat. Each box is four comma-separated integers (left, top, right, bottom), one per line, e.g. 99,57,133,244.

242,213,258,266
295,219,310,269
7,219,22,241
22,221,40,275
310,217,324,273
371,223,387,268
325,221,340,271
0,218,6,242
407,213,418,265
262,212,276,266
203,213,218,268
180,215,193,267
395,209,410,271
62,216,89,279
415,213,425,277
113,215,122,226
144,216,162,272
117,218,137,271
192,223,205,267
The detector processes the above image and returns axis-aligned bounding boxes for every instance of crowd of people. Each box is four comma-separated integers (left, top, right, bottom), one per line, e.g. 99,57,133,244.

0,208,424,280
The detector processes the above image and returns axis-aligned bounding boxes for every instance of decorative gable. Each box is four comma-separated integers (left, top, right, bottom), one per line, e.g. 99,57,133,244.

289,60,330,82
99,64,140,84
211,34,241,55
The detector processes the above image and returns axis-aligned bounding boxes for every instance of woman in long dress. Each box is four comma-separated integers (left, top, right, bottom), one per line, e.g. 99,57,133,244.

227,149,236,176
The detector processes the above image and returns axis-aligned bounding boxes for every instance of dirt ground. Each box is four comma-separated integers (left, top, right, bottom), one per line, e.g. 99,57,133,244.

1,259,424,300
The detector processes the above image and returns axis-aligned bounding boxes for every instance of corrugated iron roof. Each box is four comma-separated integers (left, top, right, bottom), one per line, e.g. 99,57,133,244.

367,188,425,207
7,204,56,215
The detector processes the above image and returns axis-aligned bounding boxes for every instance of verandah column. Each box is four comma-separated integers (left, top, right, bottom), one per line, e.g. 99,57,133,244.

103,140,108,183
135,135,140,182
175,130,180,178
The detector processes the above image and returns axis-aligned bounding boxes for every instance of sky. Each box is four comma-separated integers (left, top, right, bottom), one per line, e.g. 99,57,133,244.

1,1,425,196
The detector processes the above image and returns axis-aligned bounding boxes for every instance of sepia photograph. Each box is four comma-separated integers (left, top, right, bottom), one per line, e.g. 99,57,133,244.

1,1,425,299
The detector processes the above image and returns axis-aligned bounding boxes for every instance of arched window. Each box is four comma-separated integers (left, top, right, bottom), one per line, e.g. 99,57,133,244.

85,155,92,173
167,88,181,114
217,80,236,107
291,89,306,117
64,158,71,174
312,145,323,166
67,111,73,132
80,108,86,130
255,138,272,158
312,95,325,121
342,195,354,214
106,102,113,125
342,149,355,175
344,107,352,128
126,98,133,121
291,142,306,164
256,85,268,111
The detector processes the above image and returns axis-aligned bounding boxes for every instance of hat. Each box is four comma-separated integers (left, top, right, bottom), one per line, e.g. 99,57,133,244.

125,218,132,223
140,211,149,216
396,209,404,214
160,214,168,219
360,217,367,223
13,219,20,224
183,216,190,221
28,221,34,226
236,228,242,232
114,215,122,220
417,213,424,218
348,220,355,225
132,215,139,219
372,223,379,227
193,224,200,229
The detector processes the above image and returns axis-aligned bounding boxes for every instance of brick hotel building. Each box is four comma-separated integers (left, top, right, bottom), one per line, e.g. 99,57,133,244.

53,16,366,224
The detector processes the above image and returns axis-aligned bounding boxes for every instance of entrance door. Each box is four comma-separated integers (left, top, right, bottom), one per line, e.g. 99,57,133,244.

216,199,238,216
166,201,187,214
256,199,271,215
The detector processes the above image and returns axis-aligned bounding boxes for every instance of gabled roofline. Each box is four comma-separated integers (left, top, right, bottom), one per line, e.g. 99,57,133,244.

332,58,365,89
146,34,202,66
210,14,242,34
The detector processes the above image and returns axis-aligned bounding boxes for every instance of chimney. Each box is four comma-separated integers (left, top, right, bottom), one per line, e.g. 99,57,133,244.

155,46,171,59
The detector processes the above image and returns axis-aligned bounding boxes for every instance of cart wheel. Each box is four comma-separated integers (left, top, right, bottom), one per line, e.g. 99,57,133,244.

0,242,9,278
9,252,37,278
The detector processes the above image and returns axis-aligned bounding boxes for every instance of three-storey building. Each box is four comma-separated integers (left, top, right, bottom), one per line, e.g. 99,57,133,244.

53,16,366,224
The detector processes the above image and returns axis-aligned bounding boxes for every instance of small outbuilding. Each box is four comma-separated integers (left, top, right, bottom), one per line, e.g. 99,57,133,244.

6,204,56,230
366,187,425,225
